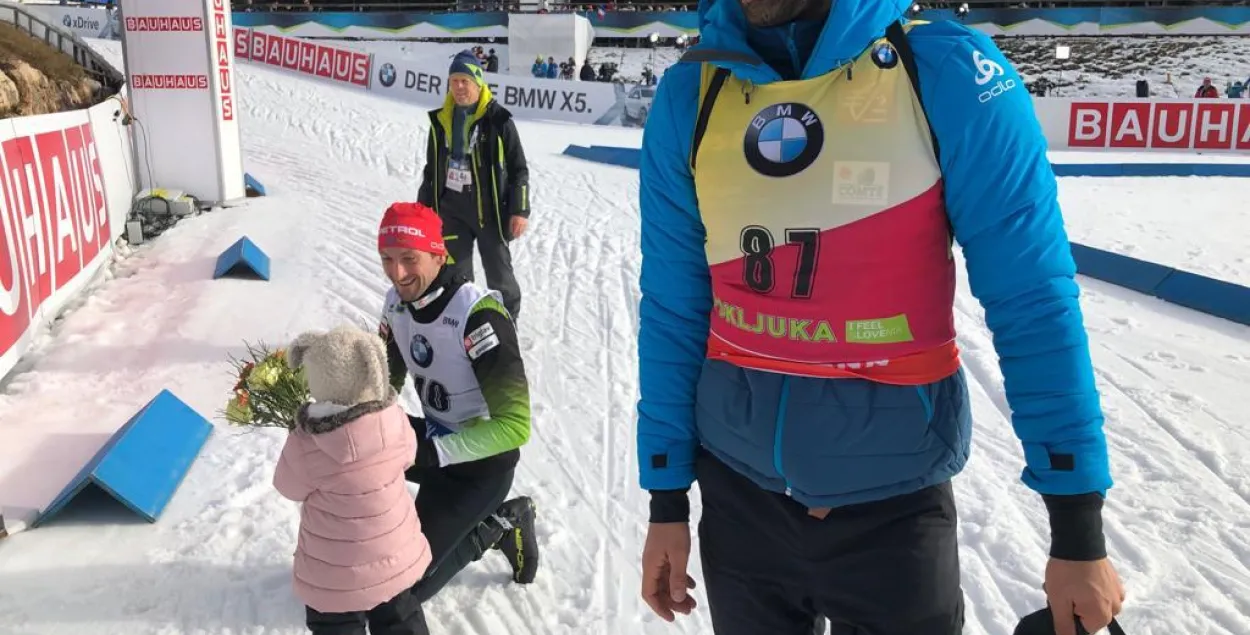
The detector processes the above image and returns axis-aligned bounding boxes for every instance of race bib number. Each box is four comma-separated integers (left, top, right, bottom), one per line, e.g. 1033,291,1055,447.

446,159,473,192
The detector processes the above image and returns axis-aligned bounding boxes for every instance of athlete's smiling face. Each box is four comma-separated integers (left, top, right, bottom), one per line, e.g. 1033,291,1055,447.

380,247,445,302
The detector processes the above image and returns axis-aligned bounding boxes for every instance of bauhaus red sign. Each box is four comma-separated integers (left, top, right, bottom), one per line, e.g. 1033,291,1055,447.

1068,101,1250,151
233,28,371,88
0,121,111,358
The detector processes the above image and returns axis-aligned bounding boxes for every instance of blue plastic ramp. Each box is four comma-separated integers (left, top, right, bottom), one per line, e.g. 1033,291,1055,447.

214,236,271,280
1052,163,1250,178
244,172,267,197
33,390,213,527
1070,244,1250,326
562,144,640,169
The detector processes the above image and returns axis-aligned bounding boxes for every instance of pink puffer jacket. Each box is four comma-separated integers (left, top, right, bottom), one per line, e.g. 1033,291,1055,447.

273,399,431,613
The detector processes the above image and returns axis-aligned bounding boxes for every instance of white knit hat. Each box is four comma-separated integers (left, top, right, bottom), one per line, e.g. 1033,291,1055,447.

288,324,389,408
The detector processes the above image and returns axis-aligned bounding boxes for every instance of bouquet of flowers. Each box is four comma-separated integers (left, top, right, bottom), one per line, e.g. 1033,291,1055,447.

222,342,309,430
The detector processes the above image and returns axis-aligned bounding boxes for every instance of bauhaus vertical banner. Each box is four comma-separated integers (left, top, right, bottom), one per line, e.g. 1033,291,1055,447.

117,0,245,204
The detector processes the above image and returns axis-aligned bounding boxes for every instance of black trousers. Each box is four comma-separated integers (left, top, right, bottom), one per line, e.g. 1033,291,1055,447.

439,194,522,319
696,450,965,635
306,586,428,635
406,453,515,604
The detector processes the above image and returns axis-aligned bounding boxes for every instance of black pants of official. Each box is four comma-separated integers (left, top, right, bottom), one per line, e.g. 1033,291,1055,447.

405,447,516,604
696,450,965,635
306,586,428,635
440,203,522,319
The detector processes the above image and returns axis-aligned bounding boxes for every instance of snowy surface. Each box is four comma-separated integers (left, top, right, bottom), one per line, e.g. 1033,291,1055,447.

1057,179,1250,286
0,38,1249,635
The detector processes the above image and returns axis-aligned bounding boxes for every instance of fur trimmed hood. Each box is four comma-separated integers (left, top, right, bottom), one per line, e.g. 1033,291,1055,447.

296,388,400,435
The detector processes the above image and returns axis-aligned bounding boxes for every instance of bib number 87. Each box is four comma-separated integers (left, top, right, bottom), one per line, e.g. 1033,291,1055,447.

740,225,820,298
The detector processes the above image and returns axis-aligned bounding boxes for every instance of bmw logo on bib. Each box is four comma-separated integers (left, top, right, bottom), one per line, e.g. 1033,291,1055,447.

871,42,898,69
743,103,825,178
410,333,434,368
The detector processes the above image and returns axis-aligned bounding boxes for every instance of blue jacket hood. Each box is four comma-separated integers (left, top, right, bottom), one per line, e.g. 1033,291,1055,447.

696,0,913,83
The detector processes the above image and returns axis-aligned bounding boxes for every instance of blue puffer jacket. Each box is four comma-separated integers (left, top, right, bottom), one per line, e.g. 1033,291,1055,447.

636,0,1113,509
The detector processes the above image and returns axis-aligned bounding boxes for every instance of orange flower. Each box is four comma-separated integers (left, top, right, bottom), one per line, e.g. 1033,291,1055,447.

236,389,250,407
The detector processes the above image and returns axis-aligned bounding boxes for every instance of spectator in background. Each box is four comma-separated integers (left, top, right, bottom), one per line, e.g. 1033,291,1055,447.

531,55,547,78
1227,81,1244,99
417,51,531,320
545,56,559,79
580,60,596,81
486,49,500,73
1196,77,1219,98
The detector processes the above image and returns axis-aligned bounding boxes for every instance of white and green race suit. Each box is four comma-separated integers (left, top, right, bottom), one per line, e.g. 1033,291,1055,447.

380,274,531,467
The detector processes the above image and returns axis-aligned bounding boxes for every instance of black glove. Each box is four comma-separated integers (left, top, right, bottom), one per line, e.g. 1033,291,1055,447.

406,415,440,470
1015,607,1126,635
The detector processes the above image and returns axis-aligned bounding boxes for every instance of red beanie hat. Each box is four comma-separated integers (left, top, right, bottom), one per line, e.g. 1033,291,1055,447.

378,202,446,255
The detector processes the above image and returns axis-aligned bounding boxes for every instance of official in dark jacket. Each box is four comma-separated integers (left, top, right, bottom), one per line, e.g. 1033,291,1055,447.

418,50,530,319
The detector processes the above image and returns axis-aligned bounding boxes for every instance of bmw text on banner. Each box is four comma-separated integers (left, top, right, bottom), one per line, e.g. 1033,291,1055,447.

229,28,647,128
371,52,626,126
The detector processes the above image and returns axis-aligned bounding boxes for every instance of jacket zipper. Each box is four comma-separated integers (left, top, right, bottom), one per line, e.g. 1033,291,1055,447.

431,131,441,215
469,121,484,228
787,25,802,79
493,136,504,241
773,376,793,496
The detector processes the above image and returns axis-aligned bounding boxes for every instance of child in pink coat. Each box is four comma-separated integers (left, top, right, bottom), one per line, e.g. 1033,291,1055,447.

274,325,433,635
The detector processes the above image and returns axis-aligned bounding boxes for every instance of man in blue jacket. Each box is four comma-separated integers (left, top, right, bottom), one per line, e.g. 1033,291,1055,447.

635,1,1126,635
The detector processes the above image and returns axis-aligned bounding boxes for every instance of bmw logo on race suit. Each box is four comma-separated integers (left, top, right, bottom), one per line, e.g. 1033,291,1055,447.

742,102,825,178
410,333,434,368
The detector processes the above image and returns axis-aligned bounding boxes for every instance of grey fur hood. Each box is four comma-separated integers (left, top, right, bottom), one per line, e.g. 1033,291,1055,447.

296,388,400,435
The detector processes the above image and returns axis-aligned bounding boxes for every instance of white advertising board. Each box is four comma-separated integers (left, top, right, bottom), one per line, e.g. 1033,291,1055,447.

27,4,123,40
232,28,646,128
371,50,631,126
233,28,372,90
1034,97,1250,154
118,0,245,204
0,100,137,383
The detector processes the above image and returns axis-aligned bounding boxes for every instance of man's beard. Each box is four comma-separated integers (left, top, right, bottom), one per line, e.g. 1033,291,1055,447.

740,0,833,27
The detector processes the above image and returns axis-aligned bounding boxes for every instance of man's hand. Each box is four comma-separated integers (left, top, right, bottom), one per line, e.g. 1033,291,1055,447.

641,522,698,622
509,216,529,240
1044,557,1125,635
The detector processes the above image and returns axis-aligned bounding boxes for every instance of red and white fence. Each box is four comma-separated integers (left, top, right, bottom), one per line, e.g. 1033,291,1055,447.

0,102,137,381
1037,98,1250,154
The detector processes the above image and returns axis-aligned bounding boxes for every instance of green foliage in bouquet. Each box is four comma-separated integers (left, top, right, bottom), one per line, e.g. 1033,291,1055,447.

222,342,309,430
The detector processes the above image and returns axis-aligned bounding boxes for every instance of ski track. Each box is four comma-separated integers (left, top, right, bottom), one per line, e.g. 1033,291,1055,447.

0,44,1247,635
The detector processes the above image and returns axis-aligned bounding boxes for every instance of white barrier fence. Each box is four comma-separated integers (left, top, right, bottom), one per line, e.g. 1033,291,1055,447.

0,99,138,381
0,2,137,381
1037,99,1250,154
234,27,646,128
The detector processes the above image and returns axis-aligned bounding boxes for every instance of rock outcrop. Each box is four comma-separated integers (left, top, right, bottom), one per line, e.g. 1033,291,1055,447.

0,23,101,118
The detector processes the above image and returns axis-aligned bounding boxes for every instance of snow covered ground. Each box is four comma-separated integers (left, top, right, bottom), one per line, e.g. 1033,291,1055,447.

0,38,1249,635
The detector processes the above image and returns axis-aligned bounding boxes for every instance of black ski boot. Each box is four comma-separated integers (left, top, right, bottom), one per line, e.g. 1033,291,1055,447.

491,496,539,584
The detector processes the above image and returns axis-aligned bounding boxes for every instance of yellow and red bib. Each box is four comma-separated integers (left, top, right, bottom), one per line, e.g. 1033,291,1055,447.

692,33,959,385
